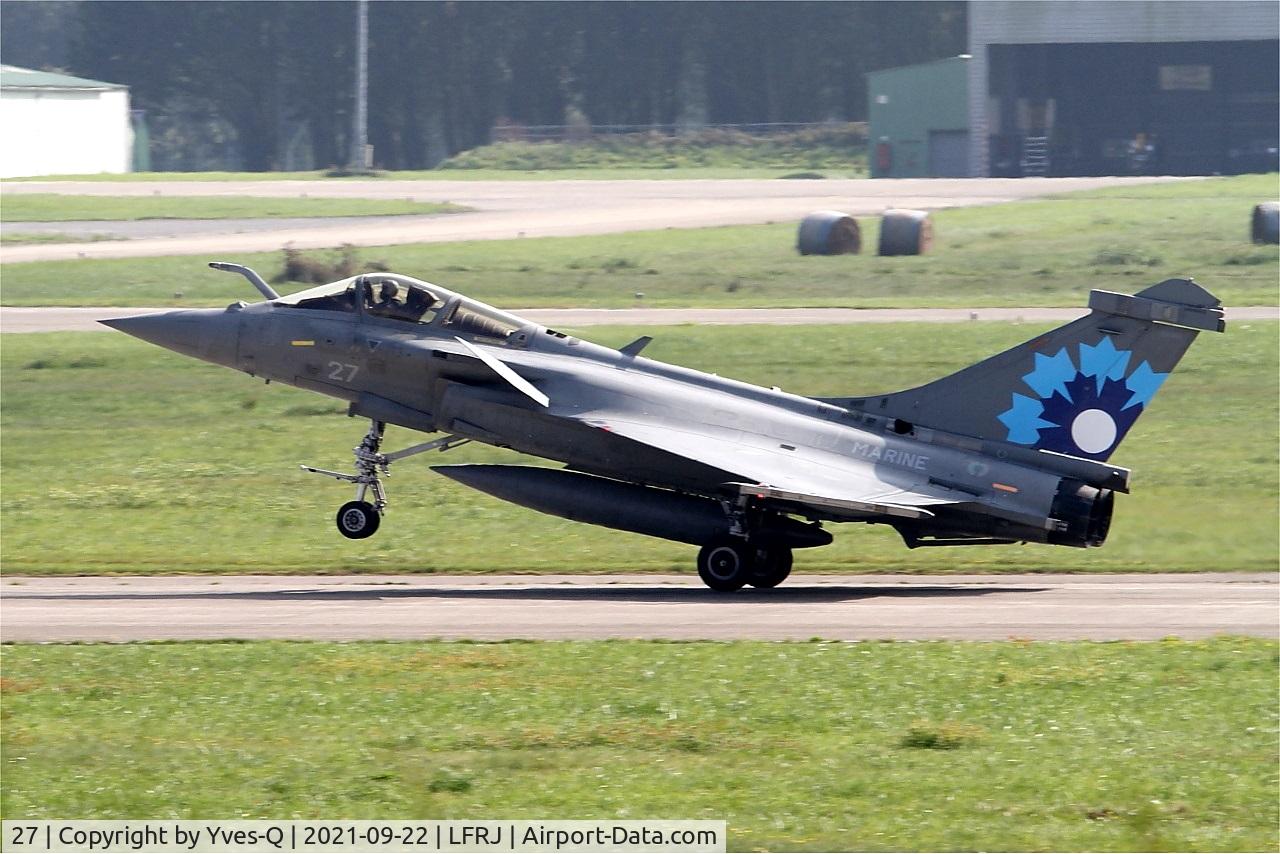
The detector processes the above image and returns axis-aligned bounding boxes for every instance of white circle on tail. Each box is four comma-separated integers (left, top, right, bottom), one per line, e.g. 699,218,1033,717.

1071,409,1118,454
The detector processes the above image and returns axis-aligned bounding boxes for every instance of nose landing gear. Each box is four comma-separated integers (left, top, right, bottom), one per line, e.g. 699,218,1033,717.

302,419,469,539
304,421,389,539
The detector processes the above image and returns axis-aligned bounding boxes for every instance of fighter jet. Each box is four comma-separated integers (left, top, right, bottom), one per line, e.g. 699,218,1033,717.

102,264,1224,590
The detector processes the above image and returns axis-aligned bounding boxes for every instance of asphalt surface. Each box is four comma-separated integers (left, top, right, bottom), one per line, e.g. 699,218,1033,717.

5,304,1277,333
3,214,434,239
1,573,1274,642
0,175,1189,262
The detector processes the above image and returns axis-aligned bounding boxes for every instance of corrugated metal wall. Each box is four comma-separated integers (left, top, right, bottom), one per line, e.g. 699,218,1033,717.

973,1,1279,44
967,1,1280,176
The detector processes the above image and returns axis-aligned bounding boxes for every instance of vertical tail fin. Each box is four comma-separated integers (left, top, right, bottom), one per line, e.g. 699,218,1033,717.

830,279,1225,461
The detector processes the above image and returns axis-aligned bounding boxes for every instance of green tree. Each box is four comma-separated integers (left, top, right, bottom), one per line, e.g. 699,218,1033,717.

61,1,965,171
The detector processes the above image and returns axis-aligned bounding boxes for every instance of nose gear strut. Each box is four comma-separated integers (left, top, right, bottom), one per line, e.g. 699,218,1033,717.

301,419,470,539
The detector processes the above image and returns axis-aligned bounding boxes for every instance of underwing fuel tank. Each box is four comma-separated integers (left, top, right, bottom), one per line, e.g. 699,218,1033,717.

432,464,832,549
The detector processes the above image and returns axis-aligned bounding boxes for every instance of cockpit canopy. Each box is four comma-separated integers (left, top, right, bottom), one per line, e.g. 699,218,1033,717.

273,273,528,344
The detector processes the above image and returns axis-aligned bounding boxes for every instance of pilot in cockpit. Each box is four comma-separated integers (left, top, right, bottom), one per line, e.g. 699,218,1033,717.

368,280,437,324
402,284,434,320
371,281,400,310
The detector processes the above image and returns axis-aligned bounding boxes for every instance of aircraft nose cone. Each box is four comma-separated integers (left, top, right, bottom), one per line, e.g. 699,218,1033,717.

100,308,241,368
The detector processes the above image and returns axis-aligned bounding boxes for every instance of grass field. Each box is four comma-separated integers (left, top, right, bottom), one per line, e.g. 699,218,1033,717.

2,638,1276,851
2,321,1274,576
2,176,1275,309
0,195,464,222
435,125,868,173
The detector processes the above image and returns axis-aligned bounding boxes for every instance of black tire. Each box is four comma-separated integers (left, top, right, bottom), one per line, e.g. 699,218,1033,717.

748,546,793,588
336,501,380,539
696,538,753,592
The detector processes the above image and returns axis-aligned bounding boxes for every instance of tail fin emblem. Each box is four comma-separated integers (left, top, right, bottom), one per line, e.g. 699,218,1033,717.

998,337,1168,459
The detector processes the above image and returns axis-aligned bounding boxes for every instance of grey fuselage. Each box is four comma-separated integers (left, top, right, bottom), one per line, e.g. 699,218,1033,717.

132,273,1125,549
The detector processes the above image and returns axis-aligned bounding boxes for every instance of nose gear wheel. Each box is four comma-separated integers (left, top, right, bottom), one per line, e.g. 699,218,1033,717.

301,420,469,538
336,500,381,539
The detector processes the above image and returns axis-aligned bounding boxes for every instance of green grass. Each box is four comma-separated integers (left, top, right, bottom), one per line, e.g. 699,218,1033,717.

2,638,1276,852
2,322,1274,575
2,175,1276,308
437,125,869,173
1045,176,1280,201
0,194,465,222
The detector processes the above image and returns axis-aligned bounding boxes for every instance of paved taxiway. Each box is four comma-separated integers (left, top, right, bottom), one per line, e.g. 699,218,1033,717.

1,175,1187,262
2,573,1274,642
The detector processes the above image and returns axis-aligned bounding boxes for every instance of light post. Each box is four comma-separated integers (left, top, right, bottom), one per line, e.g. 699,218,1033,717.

350,0,369,170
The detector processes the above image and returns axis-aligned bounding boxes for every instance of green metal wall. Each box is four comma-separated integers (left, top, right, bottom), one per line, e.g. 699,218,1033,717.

867,56,969,178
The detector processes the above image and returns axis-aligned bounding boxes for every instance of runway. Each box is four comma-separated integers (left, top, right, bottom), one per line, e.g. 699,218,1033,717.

0,175,1186,262
1,573,1274,642
4,304,1277,333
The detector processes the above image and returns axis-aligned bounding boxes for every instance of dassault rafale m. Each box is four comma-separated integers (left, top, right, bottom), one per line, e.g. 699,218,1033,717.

103,264,1224,591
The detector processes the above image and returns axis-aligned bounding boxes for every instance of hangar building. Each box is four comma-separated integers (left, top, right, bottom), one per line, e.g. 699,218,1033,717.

867,55,970,178
0,65,132,178
967,1,1279,177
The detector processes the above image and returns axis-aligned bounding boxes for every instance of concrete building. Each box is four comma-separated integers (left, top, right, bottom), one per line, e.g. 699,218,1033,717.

0,65,131,178
967,1,1280,176
867,56,970,178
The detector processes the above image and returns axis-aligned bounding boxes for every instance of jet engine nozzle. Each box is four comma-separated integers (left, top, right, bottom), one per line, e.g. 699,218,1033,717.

1047,478,1115,548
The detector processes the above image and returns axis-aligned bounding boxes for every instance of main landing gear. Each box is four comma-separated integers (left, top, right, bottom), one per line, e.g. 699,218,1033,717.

302,419,469,539
695,493,802,591
696,537,793,592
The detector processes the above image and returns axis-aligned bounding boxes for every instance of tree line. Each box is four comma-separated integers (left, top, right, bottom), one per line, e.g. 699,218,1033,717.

3,1,965,171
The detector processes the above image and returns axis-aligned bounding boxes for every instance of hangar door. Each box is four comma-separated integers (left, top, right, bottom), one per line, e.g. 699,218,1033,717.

928,130,969,177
